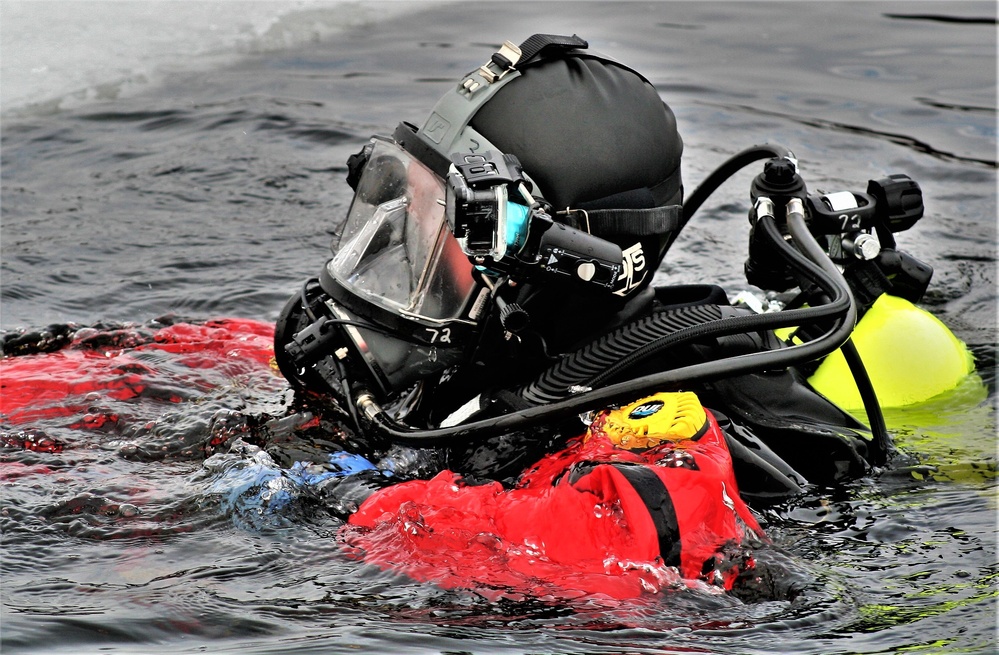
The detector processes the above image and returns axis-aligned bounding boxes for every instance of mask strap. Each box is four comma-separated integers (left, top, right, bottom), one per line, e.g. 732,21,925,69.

415,34,589,159
516,33,588,66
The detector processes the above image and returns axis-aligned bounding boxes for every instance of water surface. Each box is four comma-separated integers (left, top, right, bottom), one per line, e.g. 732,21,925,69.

2,2,996,654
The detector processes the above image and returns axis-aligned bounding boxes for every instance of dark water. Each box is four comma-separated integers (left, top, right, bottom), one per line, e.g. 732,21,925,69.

2,2,997,654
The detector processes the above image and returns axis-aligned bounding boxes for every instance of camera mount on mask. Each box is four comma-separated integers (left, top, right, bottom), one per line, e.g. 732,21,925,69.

274,34,940,487
446,151,624,290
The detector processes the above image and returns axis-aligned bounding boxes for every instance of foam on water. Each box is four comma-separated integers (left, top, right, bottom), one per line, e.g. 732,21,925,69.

0,0,435,115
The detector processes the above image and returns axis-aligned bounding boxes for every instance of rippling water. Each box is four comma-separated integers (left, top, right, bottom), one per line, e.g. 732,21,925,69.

2,2,996,654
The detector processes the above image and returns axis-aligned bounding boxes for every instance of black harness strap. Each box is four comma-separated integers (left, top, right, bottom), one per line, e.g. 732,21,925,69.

583,205,683,238
611,462,682,568
568,460,682,568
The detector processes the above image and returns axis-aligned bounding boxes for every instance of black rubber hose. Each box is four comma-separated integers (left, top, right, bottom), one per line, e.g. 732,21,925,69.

680,144,793,229
784,204,892,464
585,214,851,389
359,214,857,443
363,317,848,443
520,303,725,405
841,338,892,465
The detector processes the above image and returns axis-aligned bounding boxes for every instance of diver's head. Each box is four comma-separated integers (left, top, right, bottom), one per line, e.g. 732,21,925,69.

280,35,685,408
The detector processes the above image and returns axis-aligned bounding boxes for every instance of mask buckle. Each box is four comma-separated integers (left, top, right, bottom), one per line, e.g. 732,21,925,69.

462,41,522,93
480,40,522,82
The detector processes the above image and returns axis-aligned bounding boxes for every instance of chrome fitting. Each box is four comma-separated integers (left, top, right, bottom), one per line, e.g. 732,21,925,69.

752,196,775,224
785,196,805,219
355,391,383,422
843,232,881,260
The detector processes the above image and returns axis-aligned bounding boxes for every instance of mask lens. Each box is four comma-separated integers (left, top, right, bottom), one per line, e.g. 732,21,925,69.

332,196,414,305
331,139,476,322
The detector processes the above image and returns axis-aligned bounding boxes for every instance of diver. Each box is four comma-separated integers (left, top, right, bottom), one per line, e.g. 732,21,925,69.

272,35,969,590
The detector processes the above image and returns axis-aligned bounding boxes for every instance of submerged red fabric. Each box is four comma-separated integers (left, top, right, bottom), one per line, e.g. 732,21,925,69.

0,319,276,426
343,412,764,599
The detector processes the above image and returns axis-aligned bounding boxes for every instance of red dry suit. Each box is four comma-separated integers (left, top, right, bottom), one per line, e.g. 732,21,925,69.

343,398,765,600
0,319,276,428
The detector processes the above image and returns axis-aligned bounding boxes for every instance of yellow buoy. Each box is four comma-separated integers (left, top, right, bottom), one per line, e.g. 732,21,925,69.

808,294,976,410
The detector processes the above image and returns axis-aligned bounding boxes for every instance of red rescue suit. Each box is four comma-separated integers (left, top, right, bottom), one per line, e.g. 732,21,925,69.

343,393,765,599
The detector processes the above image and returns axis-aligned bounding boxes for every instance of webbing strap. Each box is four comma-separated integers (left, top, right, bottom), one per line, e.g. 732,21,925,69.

563,205,683,238
417,34,590,155
569,461,681,567
516,33,589,67
612,463,682,568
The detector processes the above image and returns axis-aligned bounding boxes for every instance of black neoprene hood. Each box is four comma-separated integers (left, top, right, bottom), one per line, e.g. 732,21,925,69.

390,33,688,329
470,54,684,214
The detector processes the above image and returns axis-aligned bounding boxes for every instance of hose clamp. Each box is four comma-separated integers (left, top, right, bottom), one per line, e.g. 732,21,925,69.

785,197,805,219
752,196,775,225
557,207,591,233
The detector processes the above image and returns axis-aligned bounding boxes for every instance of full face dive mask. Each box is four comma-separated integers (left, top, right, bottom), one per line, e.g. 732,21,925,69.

278,136,485,404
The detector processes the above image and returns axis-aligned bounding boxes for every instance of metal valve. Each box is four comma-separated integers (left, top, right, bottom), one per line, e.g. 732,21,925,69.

842,233,881,260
